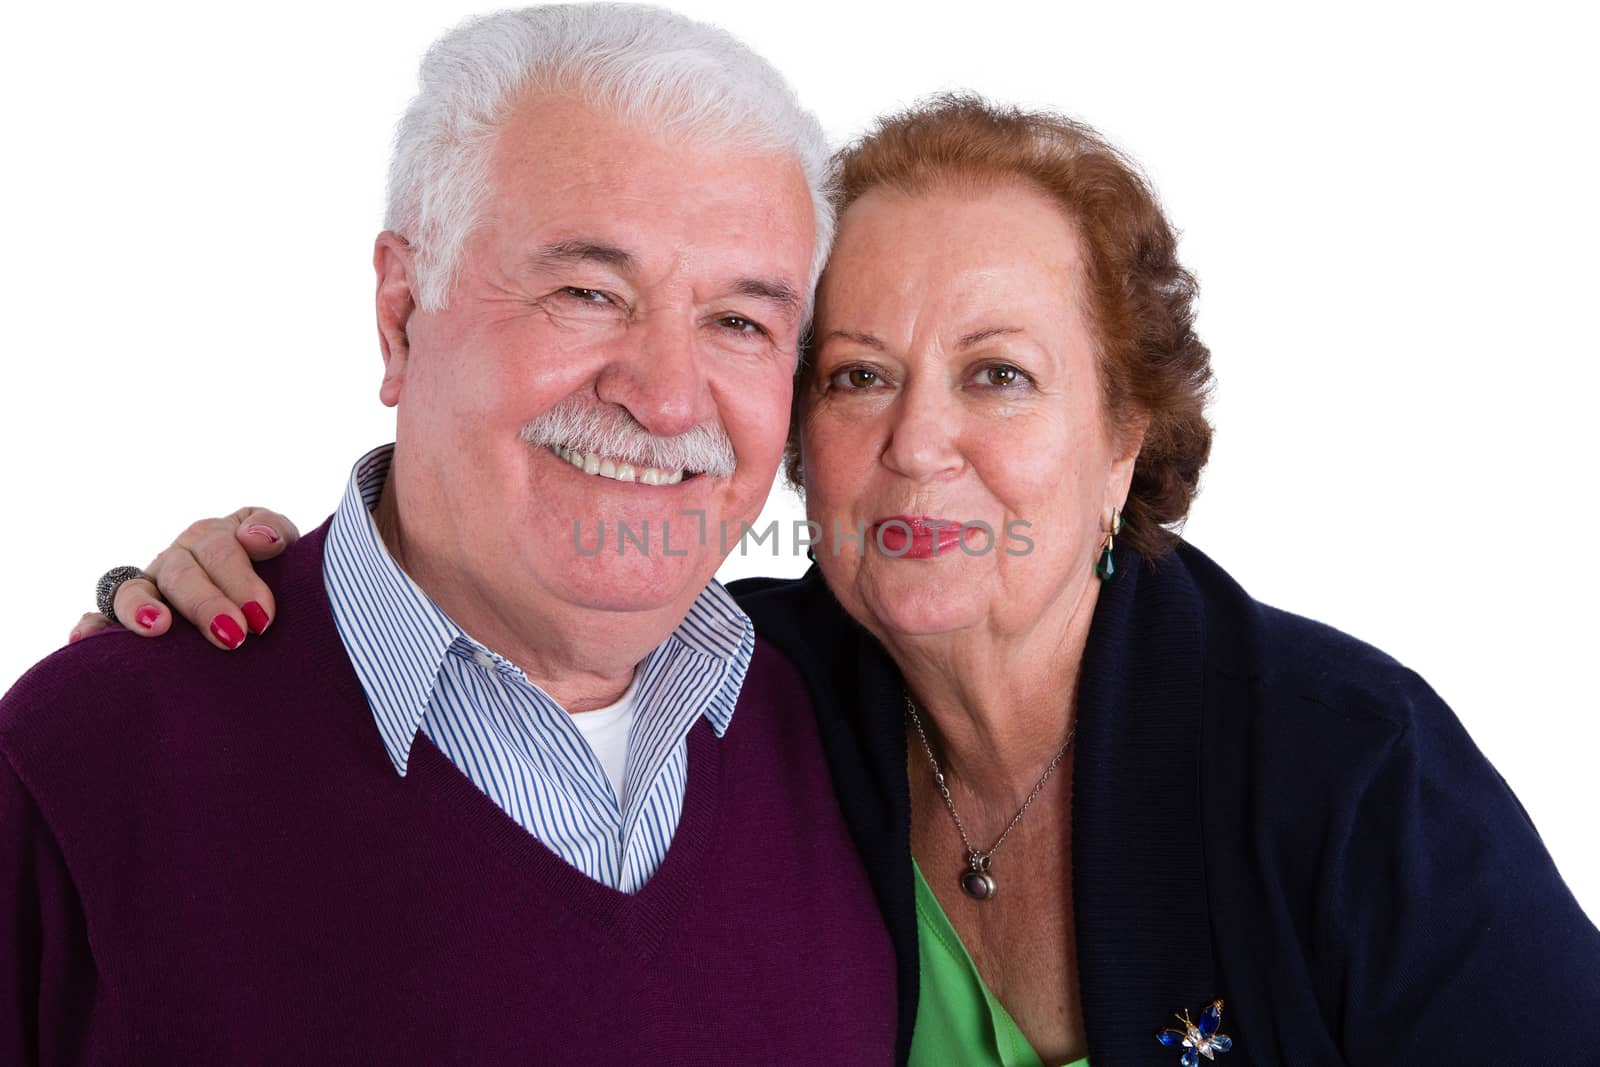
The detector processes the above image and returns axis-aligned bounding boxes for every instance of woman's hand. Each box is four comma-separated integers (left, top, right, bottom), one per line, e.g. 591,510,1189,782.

68,507,300,650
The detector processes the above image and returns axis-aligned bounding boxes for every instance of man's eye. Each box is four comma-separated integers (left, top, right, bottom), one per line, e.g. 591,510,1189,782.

561,286,611,304
717,315,766,336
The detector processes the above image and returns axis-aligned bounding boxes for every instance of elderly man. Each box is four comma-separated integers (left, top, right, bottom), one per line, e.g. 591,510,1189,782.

0,6,895,1063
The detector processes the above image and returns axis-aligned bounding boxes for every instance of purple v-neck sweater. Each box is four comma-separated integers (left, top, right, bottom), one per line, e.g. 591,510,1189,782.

0,526,896,1065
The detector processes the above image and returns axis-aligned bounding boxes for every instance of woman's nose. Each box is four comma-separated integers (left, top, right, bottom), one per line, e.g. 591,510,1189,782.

881,381,963,483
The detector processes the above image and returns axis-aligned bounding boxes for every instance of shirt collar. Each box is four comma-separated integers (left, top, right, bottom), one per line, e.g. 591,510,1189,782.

323,444,752,775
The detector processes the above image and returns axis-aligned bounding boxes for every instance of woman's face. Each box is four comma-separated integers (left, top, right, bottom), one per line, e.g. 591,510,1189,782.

801,182,1143,644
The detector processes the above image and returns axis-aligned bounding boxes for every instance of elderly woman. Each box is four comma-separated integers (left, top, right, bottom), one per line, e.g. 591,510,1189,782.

78,95,1600,1064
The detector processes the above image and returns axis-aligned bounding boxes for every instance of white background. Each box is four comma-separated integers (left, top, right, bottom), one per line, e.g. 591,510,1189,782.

2,2,1596,920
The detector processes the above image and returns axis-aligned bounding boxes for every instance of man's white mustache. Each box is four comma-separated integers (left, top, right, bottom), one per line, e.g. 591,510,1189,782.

521,397,737,478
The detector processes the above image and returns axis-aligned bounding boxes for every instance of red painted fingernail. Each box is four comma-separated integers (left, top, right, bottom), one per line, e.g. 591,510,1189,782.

135,605,161,630
68,630,82,644
209,614,246,650
241,601,270,635
243,524,280,543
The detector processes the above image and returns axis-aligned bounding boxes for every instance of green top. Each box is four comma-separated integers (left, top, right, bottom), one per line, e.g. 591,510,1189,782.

909,861,1090,1067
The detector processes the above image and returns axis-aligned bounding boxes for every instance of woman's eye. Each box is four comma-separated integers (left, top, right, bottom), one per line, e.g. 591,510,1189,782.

828,367,880,389
976,364,1027,388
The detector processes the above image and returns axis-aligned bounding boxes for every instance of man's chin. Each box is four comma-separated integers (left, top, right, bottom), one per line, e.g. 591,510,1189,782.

539,548,722,616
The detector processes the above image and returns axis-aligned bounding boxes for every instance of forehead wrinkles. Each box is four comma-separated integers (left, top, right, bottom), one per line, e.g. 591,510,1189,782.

820,263,1060,355
481,100,812,324
492,92,802,223
821,196,1086,352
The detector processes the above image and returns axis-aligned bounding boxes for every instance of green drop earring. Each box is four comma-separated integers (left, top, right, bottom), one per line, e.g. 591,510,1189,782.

1095,507,1122,581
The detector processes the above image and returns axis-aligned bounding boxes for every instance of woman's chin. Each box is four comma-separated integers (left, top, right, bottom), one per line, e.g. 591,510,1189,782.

856,579,988,641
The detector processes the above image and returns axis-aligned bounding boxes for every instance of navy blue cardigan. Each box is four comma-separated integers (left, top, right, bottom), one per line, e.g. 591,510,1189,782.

732,542,1600,1065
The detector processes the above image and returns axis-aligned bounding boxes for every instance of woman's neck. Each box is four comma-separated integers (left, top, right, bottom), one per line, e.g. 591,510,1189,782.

884,578,1101,805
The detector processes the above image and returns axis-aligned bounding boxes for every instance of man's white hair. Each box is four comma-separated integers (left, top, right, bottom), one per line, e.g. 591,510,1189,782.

386,3,834,313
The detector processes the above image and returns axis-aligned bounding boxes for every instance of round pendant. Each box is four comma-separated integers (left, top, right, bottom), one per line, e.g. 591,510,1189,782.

959,868,997,901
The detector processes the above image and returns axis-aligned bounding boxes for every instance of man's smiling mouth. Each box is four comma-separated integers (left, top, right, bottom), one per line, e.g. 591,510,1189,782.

547,444,690,485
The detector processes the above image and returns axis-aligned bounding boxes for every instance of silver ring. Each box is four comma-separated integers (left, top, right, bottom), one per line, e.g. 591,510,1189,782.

95,566,150,619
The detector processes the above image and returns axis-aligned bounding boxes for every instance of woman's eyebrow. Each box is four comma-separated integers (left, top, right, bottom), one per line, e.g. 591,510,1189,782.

958,326,1023,348
818,329,884,350
816,326,1024,350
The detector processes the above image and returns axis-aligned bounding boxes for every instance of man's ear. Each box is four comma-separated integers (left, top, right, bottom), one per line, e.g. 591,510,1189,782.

374,232,417,408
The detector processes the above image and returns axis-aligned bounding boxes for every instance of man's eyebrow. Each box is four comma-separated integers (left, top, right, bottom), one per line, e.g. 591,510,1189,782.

527,248,799,314
958,326,1023,348
732,277,804,320
818,329,884,350
529,239,636,271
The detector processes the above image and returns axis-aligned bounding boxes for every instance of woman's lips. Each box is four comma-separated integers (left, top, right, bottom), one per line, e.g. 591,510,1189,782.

869,516,969,559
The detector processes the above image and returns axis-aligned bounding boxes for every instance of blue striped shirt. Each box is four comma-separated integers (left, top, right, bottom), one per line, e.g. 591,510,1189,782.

323,445,754,892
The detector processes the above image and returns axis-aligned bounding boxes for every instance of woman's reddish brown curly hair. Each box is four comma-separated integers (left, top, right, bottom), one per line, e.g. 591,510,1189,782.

787,93,1213,559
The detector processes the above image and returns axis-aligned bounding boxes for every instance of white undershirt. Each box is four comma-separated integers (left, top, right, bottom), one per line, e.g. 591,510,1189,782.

568,669,642,804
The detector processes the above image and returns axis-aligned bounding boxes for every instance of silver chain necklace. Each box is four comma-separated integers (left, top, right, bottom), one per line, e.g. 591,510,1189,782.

904,693,1076,902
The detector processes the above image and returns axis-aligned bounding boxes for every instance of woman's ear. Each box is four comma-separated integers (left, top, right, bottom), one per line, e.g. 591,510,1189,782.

1108,408,1151,504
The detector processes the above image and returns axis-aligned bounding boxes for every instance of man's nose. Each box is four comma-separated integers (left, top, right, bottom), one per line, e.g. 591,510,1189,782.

593,313,711,438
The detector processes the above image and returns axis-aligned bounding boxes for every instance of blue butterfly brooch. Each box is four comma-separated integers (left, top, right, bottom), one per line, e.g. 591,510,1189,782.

1155,999,1233,1065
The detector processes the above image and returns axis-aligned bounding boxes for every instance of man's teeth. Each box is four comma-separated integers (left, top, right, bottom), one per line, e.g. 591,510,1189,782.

550,445,685,484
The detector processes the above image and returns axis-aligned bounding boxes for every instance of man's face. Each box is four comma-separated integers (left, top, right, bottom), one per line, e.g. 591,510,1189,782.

380,96,814,624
